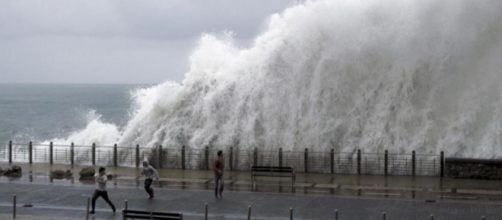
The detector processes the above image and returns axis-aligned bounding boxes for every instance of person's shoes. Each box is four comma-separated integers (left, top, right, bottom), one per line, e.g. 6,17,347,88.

112,207,116,213
89,211,95,214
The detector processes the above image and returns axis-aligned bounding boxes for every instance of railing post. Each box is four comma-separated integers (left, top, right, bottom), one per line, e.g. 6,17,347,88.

335,209,338,220
247,205,252,220
122,200,128,220
229,147,234,171
253,147,258,167
289,207,293,220
70,142,74,166
86,197,90,220
8,140,12,164
412,150,416,176
440,151,444,177
181,145,186,170
113,144,118,167
384,150,388,176
49,142,54,165
135,144,140,168
92,143,96,165
357,149,361,175
204,146,209,170
304,148,309,173
13,194,16,219
157,145,163,169
430,214,434,220
330,148,335,174
205,203,208,220
279,148,283,167
29,141,33,164
382,212,386,220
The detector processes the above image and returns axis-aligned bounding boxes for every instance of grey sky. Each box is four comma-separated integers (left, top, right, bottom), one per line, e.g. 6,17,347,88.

0,0,299,84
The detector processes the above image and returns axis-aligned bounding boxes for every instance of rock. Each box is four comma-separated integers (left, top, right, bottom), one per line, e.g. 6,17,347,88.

50,170,66,179
4,165,22,178
79,167,95,180
50,169,72,179
106,174,117,180
65,169,73,178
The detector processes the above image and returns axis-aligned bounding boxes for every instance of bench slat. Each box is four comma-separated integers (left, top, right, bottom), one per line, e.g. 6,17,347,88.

251,166,295,178
124,214,182,220
124,210,181,216
123,209,182,220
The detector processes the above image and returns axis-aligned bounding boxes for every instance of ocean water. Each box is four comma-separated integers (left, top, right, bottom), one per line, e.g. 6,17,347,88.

0,84,141,145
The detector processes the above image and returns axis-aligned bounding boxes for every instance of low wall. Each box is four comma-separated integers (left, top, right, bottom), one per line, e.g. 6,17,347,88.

445,158,502,180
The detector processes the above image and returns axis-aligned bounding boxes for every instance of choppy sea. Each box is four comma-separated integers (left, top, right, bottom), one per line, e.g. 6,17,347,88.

0,84,144,145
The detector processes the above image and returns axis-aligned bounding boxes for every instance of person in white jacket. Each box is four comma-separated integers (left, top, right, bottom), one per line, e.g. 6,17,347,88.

141,160,159,199
90,167,116,214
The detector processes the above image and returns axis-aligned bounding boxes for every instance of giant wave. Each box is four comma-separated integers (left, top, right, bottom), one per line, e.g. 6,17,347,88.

51,0,502,158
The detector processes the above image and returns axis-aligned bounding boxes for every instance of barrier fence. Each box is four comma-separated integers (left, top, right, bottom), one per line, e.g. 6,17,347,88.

0,141,443,176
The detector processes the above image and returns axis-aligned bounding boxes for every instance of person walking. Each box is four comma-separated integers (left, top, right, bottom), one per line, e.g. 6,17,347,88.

141,160,159,199
213,150,225,199
90,167,116,214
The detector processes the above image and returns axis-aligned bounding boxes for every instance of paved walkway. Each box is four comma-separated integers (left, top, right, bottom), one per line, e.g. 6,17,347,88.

1,182,502,220
0,163,502,219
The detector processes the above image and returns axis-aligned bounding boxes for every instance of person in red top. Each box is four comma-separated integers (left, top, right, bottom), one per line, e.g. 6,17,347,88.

213,150,225,199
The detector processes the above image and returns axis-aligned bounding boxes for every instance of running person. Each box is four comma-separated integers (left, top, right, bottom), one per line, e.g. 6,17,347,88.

142,160,159,199
90,167,116,214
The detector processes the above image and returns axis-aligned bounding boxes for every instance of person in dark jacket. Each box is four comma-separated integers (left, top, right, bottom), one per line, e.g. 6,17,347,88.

213,150,225,199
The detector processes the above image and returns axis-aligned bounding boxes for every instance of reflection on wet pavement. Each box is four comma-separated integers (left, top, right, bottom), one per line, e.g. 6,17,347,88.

3,162,502,202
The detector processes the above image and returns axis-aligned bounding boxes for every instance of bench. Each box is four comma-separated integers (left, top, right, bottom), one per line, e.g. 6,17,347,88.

123,209,183,220
251,166,295,189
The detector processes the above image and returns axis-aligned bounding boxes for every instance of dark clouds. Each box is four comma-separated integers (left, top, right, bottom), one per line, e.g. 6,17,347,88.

0,0,299,84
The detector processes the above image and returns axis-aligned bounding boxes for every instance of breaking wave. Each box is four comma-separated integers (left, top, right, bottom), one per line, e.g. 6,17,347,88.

52,0,502,158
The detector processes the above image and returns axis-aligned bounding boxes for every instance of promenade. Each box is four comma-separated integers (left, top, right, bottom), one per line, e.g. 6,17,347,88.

0,163,502,219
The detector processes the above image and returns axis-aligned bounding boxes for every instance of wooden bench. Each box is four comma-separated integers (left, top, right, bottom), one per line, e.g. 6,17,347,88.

251,166,296,189
122,209,183,220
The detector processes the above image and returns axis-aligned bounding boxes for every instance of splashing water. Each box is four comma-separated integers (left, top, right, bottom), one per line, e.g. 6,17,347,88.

52,0,502,158
49,110,120,146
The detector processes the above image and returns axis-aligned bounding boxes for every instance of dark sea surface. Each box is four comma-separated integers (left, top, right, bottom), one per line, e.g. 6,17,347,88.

0,84,143,145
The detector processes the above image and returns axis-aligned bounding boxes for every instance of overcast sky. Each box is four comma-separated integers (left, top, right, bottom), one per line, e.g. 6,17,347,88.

0,0,299,84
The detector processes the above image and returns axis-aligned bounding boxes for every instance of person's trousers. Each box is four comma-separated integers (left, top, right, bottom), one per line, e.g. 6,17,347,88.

144,178,154,197
214,174,224,197
91,190,115,211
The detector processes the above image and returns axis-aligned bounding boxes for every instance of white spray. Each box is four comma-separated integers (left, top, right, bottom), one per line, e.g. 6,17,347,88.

53,0,502,158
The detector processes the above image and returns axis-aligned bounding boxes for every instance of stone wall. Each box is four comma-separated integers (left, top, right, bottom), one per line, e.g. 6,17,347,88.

445,158,502,180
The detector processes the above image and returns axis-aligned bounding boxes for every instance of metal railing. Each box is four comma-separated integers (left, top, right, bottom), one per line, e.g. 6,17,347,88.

0,141,443,176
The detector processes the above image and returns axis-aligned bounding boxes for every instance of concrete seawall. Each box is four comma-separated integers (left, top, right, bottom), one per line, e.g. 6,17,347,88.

445,158,502,180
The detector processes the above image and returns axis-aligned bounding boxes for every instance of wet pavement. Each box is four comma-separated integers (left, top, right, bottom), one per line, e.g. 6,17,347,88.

0,163,502,219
